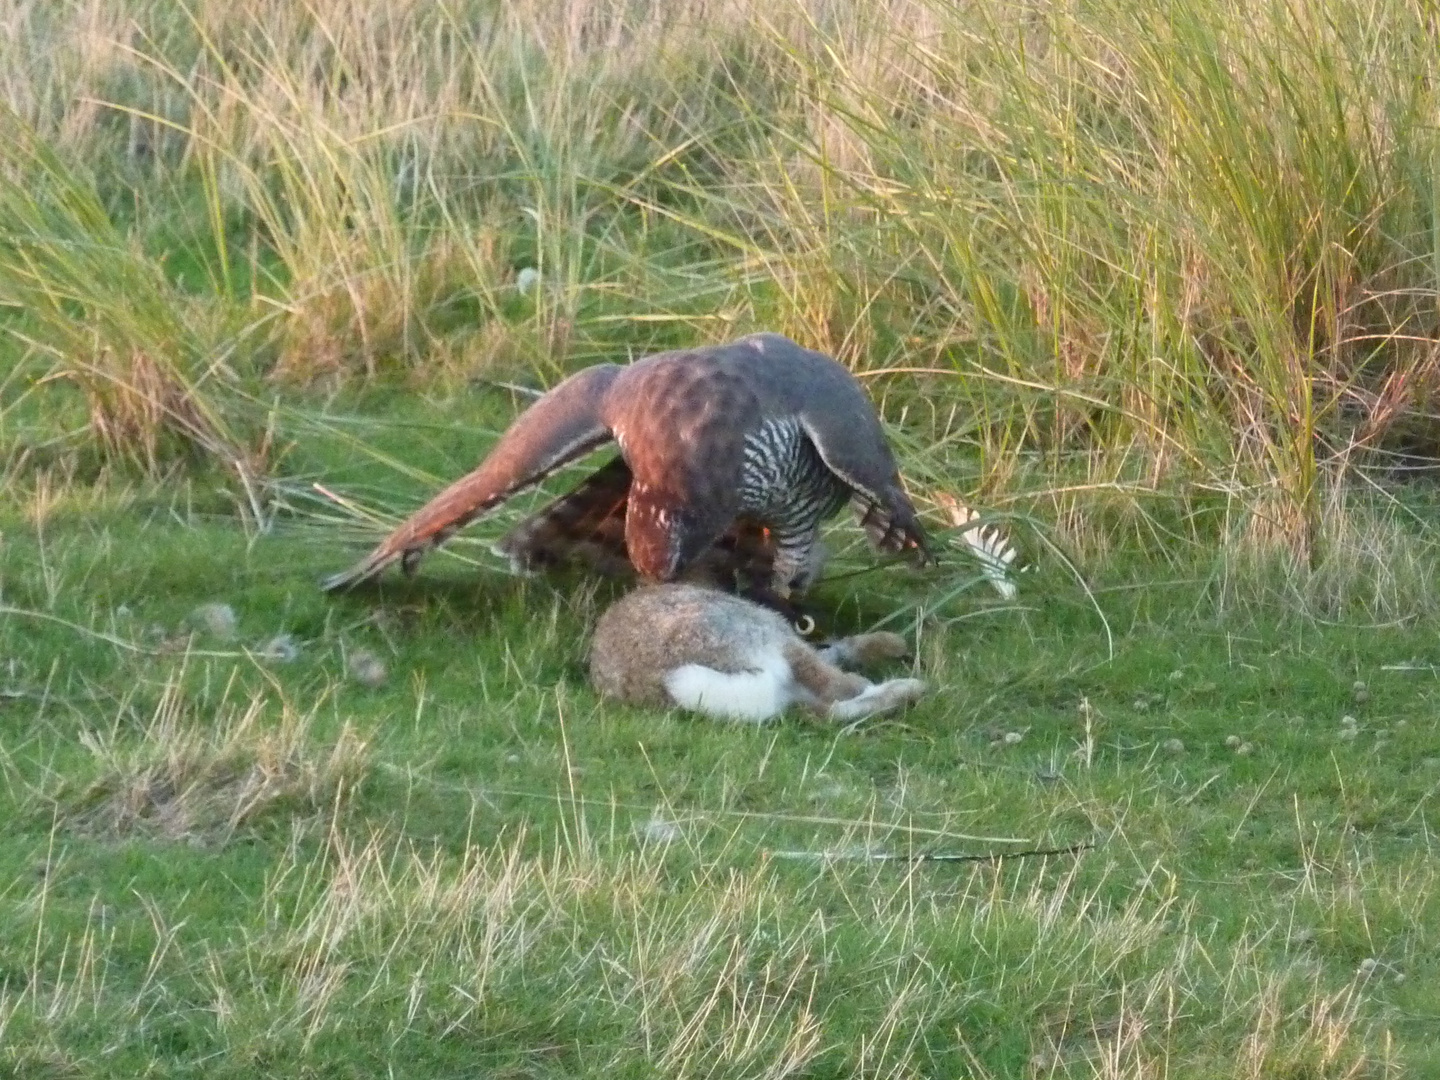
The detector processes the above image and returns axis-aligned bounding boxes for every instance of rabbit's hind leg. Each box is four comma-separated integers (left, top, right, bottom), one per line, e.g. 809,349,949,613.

825,678,928,723
781,642,871,710
817,632,909,670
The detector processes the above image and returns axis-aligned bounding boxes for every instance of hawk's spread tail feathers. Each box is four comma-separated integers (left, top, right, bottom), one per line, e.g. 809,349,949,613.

493,456,634,577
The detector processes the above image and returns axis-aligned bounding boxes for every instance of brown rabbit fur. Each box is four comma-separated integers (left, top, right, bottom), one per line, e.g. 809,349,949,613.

589,583,926,723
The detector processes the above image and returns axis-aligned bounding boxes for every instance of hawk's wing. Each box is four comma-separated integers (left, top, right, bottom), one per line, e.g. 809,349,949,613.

725,334,930,562
321,364,622,590
797,402,931,563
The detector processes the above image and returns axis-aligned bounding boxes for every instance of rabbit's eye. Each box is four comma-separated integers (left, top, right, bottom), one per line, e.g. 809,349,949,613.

793,614,816,636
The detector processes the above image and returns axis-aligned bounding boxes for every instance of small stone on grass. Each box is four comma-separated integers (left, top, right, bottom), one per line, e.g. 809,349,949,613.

1162,738,1185,755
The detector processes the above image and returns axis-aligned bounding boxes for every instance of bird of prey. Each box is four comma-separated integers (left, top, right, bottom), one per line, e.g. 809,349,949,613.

321,333,932,601
484,455,799,604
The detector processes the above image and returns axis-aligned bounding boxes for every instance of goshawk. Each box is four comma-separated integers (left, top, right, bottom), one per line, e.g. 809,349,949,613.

321,333,931,600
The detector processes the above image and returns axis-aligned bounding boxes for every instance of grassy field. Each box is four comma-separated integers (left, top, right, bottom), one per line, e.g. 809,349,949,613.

3,0,1440,1075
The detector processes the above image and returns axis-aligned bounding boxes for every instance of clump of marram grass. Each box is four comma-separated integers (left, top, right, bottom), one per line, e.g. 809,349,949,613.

1206,475,1440,622
6,0,1440,608
55,676,367,844
0,115,266,501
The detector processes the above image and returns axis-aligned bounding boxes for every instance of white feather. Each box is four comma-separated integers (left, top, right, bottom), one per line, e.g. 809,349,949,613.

937,494,1022,600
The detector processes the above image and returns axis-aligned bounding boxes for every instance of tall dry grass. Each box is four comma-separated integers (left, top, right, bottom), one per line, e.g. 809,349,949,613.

2,0,1439,605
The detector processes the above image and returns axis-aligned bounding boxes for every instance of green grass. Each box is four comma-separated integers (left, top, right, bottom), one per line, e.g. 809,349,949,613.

1,402,1438,1076
4,0,1440,1074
